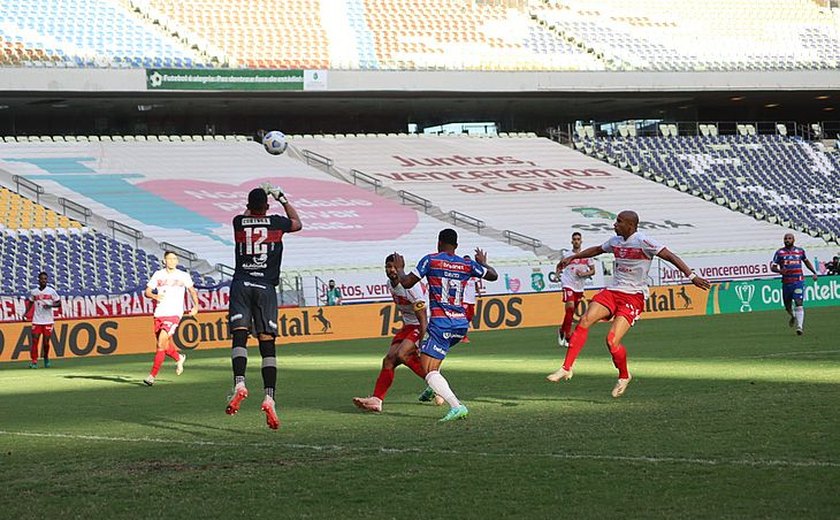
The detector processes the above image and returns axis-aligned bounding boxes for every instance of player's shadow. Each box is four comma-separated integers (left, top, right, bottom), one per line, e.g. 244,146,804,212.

62,374,147,387
472,396,606,407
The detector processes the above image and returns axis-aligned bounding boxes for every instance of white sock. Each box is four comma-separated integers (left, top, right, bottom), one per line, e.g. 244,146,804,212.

794,306,804,328
425,370,460,408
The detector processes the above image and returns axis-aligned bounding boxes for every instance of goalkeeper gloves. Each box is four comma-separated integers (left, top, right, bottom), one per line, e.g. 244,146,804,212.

260,182,288,204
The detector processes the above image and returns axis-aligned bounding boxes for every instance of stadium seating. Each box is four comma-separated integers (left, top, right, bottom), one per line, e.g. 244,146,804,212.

0,0,206,68
0,140,538,275
290,134,830,255
142,0,330,69
583,134,840,243
1,0,839,70
0,187,81,230
0,226,215,295
531,0,840,71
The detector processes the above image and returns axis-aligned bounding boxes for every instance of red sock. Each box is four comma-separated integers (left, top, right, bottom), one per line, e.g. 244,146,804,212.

30,335,40,363
403,353,426,379
372,367,395,400
42,337,51,361
563,326,589,371
561,307,575,338
165,346,180,361
150,350,166,377
607,332,629,378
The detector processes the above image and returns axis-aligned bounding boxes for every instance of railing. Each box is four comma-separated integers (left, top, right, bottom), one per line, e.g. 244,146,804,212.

57,197,93,225
11,175,44,203
214,263,235,281
502,230,542,251
160,241,198,267
301,149,334,169
449,210,485,233
107,220,144,248
350,169,383,192
398,190,432,213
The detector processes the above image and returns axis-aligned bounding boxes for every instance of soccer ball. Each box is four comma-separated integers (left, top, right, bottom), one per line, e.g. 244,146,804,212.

262,130,288,155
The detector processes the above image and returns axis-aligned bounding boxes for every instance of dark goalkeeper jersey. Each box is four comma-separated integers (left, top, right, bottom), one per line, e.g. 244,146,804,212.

232,213,293,286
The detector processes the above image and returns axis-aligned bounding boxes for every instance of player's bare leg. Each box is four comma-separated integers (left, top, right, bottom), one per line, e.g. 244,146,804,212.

548,301,612,382
606,316,633,398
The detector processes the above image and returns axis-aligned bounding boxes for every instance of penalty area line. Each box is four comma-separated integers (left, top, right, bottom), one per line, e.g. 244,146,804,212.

1,429,838,469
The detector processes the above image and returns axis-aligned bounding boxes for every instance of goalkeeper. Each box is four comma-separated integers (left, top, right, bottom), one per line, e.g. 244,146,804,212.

224,183,302,430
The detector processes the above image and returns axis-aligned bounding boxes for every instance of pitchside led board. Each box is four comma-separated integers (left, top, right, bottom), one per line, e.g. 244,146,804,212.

1,279,838,363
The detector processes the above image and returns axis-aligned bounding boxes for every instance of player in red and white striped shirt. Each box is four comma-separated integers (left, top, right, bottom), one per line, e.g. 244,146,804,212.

547,211,710,397
353,254,428,413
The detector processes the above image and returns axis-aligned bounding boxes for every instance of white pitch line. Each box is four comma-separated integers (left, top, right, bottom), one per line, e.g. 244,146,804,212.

743,349,840,359
1,430,837,469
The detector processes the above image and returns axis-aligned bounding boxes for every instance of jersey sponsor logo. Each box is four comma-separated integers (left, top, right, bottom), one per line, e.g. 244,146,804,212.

614,247,649,260
243,281,267,289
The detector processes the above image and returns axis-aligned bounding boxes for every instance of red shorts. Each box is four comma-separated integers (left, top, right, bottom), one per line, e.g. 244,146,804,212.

562,288,584,304
463,303,476,322
154,316,181,337
32,324,53,336
391,324,422,346
592,289,645,326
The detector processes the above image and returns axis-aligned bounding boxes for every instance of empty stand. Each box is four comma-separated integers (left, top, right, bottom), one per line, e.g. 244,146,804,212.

292,134,829,255
532,0,840,71
585,134,840,242
0,187,81,230
0,141,536,273
0,0,205,68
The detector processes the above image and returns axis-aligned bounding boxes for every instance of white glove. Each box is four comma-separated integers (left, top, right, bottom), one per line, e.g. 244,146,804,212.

260,183,288,204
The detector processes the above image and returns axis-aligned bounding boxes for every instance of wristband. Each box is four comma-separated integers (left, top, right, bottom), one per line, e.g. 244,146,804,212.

688,271,697,281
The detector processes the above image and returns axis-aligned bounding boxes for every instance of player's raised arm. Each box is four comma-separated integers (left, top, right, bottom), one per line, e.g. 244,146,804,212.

657,248,710,290
267,186,303,232
473,248,498,282
392,252,421,288
557,244,604,271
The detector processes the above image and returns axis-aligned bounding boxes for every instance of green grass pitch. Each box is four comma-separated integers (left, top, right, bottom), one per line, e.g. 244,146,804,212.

1,308,838,519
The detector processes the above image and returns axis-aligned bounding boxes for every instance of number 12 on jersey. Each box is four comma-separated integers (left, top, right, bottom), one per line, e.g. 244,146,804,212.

244,227,268,255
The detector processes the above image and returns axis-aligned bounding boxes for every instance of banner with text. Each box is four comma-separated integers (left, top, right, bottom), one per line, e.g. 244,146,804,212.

146,69,311,91
0,284,712,362
706,277,840,314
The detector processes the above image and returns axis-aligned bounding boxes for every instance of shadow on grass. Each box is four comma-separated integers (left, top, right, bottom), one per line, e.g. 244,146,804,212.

62,375,147,387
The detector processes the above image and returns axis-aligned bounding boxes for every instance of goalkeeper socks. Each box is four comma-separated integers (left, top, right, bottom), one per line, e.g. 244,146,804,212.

42,337,50,362
563,326,589,371
794,306,804,329
425,370,460,408
231,329,248,386
259,338,277,398
373,367,395,400
150,350,166,377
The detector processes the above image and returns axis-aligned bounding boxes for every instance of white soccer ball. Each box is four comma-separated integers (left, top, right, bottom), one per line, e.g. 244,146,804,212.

262,130,288,155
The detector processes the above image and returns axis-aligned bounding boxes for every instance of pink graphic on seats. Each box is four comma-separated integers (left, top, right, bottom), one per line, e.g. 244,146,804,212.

136,177,419,241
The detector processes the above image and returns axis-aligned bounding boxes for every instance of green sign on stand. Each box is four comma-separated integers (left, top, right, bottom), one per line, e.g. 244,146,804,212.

146,69,305,91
